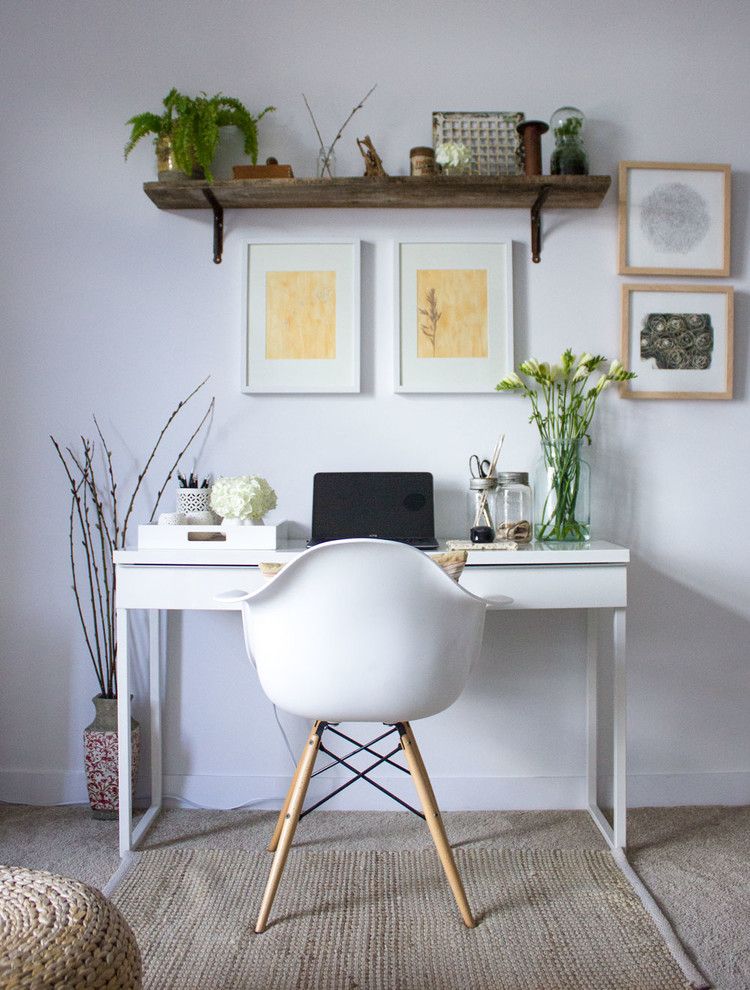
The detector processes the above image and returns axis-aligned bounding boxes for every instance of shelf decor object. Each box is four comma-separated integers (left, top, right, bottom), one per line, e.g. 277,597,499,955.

433,111,524,176
395,241,513,393
621,283,734,400
549,107,588,176
618,162,731,276
143,175,610,264
243,241,361,393
517,120,549,177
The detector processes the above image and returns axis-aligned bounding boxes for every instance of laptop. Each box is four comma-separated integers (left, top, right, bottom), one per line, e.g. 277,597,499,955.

309,472,439,550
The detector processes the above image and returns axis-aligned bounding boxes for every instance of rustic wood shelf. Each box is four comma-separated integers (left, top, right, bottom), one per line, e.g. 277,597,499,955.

143,174,611,264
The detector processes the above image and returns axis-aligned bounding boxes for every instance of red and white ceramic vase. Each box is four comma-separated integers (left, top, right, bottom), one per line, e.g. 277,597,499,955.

84,694,140,820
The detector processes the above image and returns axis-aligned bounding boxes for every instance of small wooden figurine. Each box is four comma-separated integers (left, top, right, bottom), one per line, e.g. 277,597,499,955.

356,135,388,177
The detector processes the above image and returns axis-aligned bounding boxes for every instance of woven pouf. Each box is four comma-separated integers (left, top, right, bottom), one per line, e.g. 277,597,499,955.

0,866,141,989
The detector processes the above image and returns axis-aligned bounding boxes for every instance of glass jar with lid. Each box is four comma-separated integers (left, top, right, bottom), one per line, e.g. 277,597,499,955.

467,476,497,543
549,106,588,176
495,471,532,542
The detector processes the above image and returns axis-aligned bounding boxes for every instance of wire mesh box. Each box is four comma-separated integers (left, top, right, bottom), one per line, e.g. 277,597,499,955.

433,111,525,176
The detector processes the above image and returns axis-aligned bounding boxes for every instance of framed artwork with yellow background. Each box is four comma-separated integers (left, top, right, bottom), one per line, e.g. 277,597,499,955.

243,241,360,393
395,242,513,392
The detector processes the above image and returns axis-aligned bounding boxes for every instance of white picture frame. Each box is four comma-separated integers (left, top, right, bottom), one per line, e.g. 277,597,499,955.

394,241,514,393
620,283,734,400
242,240,360,393
618,162,731,277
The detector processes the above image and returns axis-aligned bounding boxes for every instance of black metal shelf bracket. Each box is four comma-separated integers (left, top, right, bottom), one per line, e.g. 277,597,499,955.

202,188,224,264
530,185,552,263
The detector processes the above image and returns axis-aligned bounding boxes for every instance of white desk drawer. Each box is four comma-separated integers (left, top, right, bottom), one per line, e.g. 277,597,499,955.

116,565,266,609
116,562,626,611
461,565,627,609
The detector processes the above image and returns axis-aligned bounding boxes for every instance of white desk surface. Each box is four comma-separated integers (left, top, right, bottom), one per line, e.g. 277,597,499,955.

114,539,629,567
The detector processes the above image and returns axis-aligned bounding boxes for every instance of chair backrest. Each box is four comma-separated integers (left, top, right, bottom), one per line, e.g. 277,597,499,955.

237,539,488,723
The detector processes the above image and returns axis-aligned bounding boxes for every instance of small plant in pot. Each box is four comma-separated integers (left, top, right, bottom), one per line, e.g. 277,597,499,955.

124,87,275,182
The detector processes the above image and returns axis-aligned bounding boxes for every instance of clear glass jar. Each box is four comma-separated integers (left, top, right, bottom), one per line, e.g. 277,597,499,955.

549,106,589,176
317,147,336,178
495,472,532,543
533,439,591,542
467,477,497,543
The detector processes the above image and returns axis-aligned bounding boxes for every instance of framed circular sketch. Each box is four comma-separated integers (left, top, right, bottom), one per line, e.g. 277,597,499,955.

618,162,731,276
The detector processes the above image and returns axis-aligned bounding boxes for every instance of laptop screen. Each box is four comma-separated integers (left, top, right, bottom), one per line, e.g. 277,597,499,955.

311,472,436,545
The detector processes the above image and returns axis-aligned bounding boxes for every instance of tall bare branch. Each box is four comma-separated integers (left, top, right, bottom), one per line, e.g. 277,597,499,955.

121,376,209,542
51,378,214,698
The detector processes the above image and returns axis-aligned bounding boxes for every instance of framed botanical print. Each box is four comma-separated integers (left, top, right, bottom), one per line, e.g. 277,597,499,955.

621,284,733,400
618,162,731,276
394,241,514,392
242,241,360,393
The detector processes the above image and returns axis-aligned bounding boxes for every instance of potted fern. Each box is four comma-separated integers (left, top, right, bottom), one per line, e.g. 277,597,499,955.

124,88,275,182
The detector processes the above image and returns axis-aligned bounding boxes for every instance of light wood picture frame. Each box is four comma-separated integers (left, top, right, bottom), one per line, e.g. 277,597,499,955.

621,284,733,400
394,241,514,393
618,162,730,276
242,241,360,393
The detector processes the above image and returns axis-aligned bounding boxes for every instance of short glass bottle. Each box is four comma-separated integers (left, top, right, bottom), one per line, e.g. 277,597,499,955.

495,472,533,543
549,106,589,176
317,147,336,178
467,477,497,543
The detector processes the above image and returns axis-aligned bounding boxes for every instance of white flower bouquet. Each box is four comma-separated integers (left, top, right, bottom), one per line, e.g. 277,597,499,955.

210,475,277,523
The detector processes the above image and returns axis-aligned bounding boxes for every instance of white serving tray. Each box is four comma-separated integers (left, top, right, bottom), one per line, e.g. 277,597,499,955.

138,523,287,551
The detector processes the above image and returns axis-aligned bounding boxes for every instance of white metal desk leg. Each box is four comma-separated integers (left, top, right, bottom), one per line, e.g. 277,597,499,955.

586,607,627,851
586,610,598,810
149,610,162,808
612,607,627,849
117,608,132,856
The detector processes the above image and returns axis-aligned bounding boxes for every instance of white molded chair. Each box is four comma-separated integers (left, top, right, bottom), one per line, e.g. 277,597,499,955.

218,539,507,932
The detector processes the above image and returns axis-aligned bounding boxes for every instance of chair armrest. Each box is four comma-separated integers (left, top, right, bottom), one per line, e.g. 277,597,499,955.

484,595,513,610
214,589,253,604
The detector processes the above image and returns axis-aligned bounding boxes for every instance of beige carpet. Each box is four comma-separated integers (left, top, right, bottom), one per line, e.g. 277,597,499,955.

111,846,700,990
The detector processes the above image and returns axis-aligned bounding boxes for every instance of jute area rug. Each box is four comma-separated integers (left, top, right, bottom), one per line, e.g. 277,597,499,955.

111,847,700,990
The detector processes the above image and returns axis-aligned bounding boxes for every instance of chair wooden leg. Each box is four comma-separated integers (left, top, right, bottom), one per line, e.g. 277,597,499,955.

399,722,476,928
256,722,323,933
268,720,321,852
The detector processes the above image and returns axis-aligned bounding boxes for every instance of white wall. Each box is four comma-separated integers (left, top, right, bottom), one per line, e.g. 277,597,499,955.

1,0,748,811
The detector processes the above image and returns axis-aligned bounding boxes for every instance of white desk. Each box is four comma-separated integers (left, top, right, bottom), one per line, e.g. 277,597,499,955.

114,539,629,855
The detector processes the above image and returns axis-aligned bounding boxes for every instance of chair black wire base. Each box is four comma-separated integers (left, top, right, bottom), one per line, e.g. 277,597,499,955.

299,722,425,820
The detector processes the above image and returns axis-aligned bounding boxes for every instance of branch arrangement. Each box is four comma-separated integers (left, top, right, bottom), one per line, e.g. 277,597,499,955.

303,84,377,177
51,380,214,698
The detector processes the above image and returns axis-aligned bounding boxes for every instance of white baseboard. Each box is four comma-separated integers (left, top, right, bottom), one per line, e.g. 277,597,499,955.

0,770,90,806
627,771,749,808
2,768,747,810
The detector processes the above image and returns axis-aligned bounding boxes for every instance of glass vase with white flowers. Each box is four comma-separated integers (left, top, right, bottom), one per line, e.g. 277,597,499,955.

497,350,635,542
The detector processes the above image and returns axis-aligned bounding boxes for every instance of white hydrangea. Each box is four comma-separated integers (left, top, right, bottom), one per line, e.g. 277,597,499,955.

210,475,277,522
435,141,472,169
